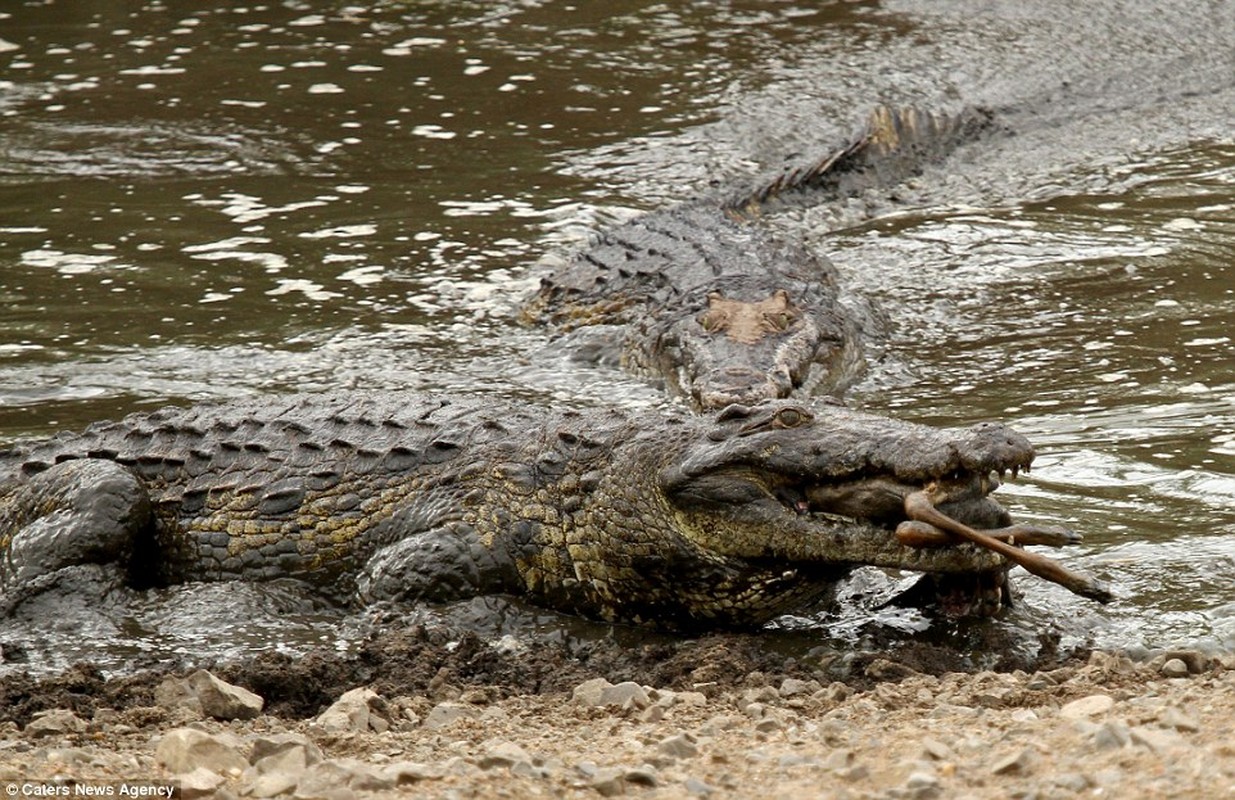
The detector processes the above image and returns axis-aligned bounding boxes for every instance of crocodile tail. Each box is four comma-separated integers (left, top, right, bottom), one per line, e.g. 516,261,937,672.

720,105,994,217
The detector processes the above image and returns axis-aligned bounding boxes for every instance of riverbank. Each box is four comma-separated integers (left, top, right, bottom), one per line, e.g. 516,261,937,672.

1,625,1231,799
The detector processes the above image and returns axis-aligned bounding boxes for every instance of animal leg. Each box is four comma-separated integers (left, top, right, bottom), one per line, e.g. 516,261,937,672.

0,459,151,605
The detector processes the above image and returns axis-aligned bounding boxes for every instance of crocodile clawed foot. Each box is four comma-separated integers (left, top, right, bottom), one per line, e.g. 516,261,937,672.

890,568,1011,618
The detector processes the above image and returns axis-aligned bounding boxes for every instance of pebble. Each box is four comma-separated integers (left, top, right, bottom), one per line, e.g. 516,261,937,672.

477,739,531,769
990,747,1034,775
1160,658,1190,678
423,701,480,730
153,676,203,718
3,653,1229,799
295,758,395,797
186,669,265,721
572,678,651,710
1051,771,1092,792
383,760,445,784
904,770,941,798
578,762,627,797
315,687,390,733
1157,705,1200,731
778,678,820,697
174,767,226,800
1059,693,1115,719
1129,725,1182,752
602,681,651,709
658,732,700,759
1089,720,1131,750
156,728,248,776
250,732,323,766
919,738,955,761
24,709,87,737
572,677,612,706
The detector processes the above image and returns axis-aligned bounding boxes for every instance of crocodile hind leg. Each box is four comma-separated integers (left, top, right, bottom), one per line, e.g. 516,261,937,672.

0,459,151,611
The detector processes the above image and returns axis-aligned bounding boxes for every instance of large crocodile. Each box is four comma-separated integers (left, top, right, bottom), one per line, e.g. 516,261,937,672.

524,107,993,411
0,393,1103,631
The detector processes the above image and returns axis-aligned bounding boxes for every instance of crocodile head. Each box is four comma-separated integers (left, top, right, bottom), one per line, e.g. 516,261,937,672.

644,399,1037,623
652,288,854,411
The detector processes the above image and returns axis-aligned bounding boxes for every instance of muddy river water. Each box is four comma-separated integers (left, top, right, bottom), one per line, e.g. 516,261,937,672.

1,0,1233,674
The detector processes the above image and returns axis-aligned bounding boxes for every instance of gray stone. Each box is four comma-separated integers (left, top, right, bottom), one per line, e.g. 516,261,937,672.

588,766,627,797
250,734,323,767
919,738,955,761
246,766,302,798
778,678,820,698
1090,720,1131,751
1010,708,1038,724
315,687,387,733
477,739,531,770
24,708,87,738
295,759,394,797
1160,658,1190,678
754,716,782,734
658,733,700,759
823,749,854,771
638,704,664,723
684,777,715,797
1051,772,1092,792
599,681,651,710
175,767,227,800
1158,706,1200,732
1130,725,1183,752
154,676,204,717
1160,650,1208,674
990,747,1033,775
1059,694,1115,720
572,677,613,706
156,728,248,776
187,670,264,721
675,691,708,707
778,754,819,768
739,686,779,708
423,701,480,730
836,765,869,782
383,761,445,785
246,739,316,796
816,682,851,703
905,770,941,799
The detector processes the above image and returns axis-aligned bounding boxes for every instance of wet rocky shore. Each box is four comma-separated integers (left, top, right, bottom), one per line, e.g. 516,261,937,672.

1,625,1231,799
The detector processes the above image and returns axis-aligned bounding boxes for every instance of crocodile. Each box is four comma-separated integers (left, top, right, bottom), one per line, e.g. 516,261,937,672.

0,392,1098,631
523,106,994,411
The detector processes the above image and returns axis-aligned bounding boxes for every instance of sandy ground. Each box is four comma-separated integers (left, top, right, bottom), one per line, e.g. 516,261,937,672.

0,625,1231,799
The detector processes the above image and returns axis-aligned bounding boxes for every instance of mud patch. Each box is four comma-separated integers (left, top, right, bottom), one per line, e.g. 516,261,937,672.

0,617,1086,726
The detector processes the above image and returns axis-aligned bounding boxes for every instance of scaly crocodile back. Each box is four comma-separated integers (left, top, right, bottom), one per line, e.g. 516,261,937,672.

719,105,995,217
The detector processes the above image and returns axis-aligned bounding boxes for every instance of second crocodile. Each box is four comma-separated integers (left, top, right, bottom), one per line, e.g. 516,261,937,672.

524,106,993,410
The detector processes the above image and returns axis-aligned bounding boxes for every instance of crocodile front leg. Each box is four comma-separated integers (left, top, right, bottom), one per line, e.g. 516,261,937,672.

354,520,519,606
0,459,152,608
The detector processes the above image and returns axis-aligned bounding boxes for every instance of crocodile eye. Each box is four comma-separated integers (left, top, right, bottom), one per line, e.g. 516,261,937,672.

698,311,722,333
762,311,794,332
773,407,810,429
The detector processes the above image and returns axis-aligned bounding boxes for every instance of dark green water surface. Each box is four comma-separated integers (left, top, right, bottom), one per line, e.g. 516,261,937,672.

2,0,1233,672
